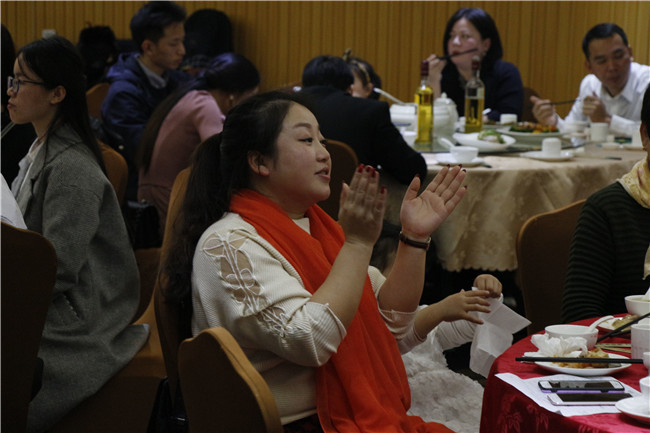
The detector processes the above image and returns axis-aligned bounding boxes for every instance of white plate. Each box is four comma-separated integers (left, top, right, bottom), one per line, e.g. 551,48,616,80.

434,153,485,167
616,396,650,424
497,127,563,144
520,151,574,162
598,317,618,331
535,353,631,376
452,132,515,153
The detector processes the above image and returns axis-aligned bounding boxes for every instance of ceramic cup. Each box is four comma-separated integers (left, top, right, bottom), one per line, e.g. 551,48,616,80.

631,322,650,358
401,130,417,147
450,146,479,163
643,351,650,374
541,138,562,157
500,113,517,125
590,122,609,143
640,376,650,402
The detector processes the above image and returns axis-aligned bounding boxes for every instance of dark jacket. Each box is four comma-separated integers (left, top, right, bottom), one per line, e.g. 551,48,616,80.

14,125,148,432
301,86,427,185
101,53,188,199
442,59,523,122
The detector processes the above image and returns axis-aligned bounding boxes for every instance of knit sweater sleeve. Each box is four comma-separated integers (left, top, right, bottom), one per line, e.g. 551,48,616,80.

191,214,347,368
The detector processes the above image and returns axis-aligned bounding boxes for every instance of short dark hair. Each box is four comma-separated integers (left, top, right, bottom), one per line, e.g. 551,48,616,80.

442,7,503,68
346,56,382,99
301,55,354,91
642,85,650,138
130,1,186,50
582,23,629,59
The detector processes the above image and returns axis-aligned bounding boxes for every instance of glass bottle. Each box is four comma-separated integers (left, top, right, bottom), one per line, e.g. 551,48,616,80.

414,60,433,150
464,56,485,133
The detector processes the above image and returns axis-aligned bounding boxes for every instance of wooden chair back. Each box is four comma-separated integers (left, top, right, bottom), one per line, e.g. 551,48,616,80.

100,140,128,205
86,82,110,120
155,167,192,401
516,199,586,335
179,327,283,433
1,222,56,433
318,139,358,219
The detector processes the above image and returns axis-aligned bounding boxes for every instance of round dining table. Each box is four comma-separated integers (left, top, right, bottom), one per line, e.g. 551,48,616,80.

382,143,646,272
479,317,649,433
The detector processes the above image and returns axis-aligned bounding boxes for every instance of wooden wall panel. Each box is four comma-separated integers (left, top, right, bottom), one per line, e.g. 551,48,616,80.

2,1,648,117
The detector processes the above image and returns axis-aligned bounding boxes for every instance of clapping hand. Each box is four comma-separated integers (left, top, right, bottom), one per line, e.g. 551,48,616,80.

338,164,386,247
399,165,466,240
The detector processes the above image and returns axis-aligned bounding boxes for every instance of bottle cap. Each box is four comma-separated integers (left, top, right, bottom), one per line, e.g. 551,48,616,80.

471,56,481,71
420,60,429,77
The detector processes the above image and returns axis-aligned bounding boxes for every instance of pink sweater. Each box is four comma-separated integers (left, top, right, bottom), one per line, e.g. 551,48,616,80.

138,90,225,231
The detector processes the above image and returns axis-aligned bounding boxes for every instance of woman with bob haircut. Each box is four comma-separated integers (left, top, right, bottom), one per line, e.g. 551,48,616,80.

425,7,523,122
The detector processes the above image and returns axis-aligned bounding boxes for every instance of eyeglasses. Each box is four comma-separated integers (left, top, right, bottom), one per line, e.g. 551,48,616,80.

7,76,46,93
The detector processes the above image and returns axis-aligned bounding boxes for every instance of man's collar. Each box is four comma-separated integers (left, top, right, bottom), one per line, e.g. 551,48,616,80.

136,56,168,89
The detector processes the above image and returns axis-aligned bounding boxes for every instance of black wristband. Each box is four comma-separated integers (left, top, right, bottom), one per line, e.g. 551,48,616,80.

398,231,431,251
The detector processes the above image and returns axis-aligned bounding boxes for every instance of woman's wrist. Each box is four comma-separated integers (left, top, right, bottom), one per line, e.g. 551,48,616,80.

398,231,431,250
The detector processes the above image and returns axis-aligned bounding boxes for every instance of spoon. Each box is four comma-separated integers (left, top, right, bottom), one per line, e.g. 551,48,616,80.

588,315,614,331
439,137,455,150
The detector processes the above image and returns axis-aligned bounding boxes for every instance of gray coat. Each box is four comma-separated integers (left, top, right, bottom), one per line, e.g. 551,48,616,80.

14,125,148,433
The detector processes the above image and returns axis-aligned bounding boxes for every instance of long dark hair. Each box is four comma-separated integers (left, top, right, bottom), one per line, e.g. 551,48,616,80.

163,91,310,306
442,7,503,75
17,36,104,172
138,52,260,173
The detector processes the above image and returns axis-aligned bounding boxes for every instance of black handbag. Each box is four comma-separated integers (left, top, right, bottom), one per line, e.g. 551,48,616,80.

147,378,188,433
122,200,162,249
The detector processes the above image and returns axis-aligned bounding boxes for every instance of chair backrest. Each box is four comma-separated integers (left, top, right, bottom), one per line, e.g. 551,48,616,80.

516,199,586,335
318,139,358,219
178,327,283,433
1,222,57,433
522,86,540,123
100,140,128,205
154,167,192,401
86,82,110,120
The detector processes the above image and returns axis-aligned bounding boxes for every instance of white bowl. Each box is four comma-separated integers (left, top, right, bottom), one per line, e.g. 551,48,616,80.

640,376,650,399
450,146,479,163
401,131,417,147
545,324,598,349
625,295,650,316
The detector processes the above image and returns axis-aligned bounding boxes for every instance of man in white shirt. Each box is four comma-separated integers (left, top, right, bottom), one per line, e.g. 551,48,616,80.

531,23,650,137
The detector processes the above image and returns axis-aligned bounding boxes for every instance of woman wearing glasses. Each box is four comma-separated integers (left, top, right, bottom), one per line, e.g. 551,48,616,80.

425,7,523,122
7,36,147,433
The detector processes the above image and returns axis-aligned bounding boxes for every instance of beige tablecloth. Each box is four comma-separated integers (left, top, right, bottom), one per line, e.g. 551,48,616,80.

383,145,646,272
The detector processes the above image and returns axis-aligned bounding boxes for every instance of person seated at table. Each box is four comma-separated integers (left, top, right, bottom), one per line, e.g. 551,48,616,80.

425,7,523,123
299,55,427,186
137,52,260,235
161,90,508,431
562,85,650,323
532,23,650,137
342,49,382,99
101,0,190,200
8,36,147,432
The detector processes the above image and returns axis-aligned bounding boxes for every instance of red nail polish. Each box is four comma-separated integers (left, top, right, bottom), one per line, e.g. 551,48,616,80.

365,165,373,173
357,164,364,173
381,185,387,193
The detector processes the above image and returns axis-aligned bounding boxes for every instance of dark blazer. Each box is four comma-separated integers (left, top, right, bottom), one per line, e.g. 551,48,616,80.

13,125,148,433
301,86,427,185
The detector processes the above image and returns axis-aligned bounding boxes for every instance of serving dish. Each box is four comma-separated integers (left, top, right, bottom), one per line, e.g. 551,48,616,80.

535,353,631,376
452,132,515,153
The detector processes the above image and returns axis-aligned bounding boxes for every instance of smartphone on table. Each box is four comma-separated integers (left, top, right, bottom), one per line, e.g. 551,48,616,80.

538,379,625,392
547,392,632,406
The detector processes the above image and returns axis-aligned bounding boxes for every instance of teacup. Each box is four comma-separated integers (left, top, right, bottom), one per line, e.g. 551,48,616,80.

500,113,517,125
590,122,609,143
640,376,650,402
541,138,562,157
401,131,417,147
562,120,588,134
450,146,478,163
631,322,650,358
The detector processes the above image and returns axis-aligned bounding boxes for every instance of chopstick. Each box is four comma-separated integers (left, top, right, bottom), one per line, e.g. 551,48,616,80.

596,311,650,342
540,99,579,106
438,48,479,61
516,356,643,364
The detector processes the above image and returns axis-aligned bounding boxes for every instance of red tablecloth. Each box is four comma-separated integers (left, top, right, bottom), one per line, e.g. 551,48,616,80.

480,318,649,433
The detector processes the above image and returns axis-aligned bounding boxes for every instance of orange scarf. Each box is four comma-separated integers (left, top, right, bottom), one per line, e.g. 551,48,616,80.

230,189,453,433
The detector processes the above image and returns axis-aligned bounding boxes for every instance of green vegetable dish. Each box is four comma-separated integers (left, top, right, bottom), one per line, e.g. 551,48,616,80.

477,130,505,144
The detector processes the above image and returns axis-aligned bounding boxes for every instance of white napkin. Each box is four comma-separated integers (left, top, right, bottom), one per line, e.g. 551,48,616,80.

469,296,531,377
523,333,589,358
